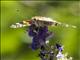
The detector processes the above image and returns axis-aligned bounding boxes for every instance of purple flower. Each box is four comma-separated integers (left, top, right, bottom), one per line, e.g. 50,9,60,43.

56,51,64,59
56,43,63,52
38,46,48,60
28,24,53,50
28,24,37,37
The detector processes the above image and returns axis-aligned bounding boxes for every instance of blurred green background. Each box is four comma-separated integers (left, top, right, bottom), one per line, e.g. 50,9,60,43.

1,1,80,60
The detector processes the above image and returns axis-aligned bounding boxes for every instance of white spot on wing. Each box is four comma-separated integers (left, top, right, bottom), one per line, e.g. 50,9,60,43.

16,23,20,24
46,40,49,44
10,25,17,28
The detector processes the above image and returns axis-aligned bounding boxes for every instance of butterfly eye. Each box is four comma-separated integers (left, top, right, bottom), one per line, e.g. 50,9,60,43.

55,23,58,26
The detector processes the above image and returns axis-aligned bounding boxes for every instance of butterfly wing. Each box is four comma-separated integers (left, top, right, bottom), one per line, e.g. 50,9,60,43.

10,20,32,28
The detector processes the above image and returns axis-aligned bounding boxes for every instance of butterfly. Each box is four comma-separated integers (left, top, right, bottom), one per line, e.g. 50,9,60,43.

10,16,76,29
10,16,77,50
